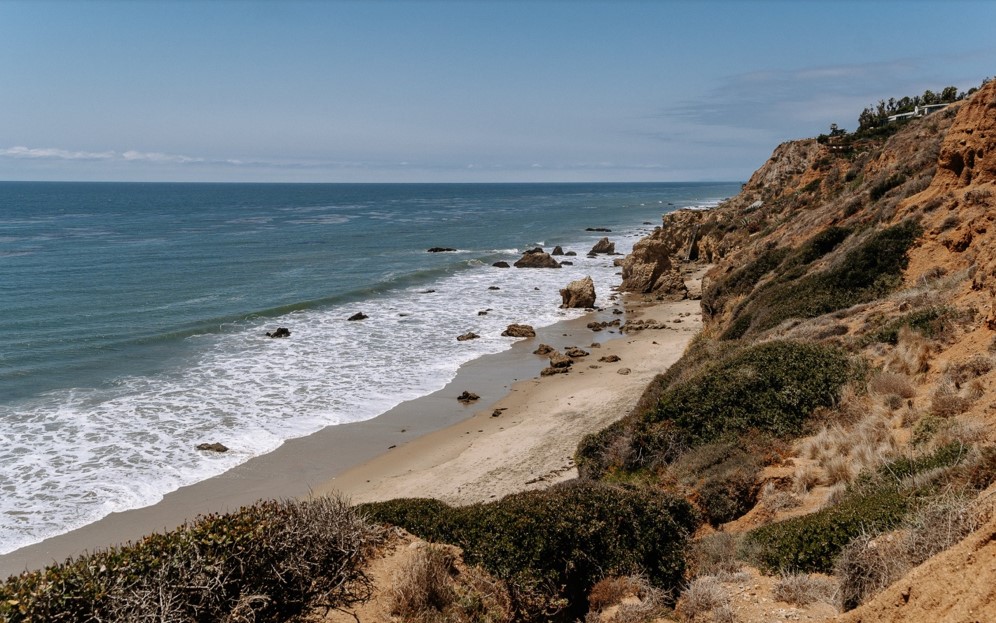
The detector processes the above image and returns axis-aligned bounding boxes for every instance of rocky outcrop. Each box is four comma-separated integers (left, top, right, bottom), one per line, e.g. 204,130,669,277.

501,324,536,338
456,332,479,341
589,237,615,254
533,343,555,355
347,312,368,321
492,261,510,268
551,246,564,255
427,247,456,253
265,327,291,338
196,442,229,453
619,236,687,298
457,391,479,403
560,275,596,308
514,249,561,268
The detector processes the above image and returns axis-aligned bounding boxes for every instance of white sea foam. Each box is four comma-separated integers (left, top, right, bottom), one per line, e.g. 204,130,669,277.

0,226,644,554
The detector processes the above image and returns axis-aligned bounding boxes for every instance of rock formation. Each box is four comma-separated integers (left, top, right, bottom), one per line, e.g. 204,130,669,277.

456,332,479,341
551,246,564,255
347,312,368,321
589,237,615,254
196,442,229,453
513,250,561,268
619,236,688,298
427,247,456,253
560,275,597,308
492,261,510,268
501,323,536,338
265,327,291,338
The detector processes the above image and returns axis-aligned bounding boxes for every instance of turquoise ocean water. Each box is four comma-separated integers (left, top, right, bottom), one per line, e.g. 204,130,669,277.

0,181,738,553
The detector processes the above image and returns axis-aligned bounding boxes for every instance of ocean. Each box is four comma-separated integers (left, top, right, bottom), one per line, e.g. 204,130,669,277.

0,181,738,554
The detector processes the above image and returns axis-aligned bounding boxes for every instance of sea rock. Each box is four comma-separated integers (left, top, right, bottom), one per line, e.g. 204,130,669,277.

599,354,621,363
587,319,621,332
551,245,565,255
456,332,480,341
513,250,561,268
488,286,501,290
560,261,574,265
586,227,612,232
560,275,596,309
590,237,615,254
347,312,368,321
427,247,456,253
197,442,229,453
548,352,573,368
265,327,291,338
457,391,480,403
533,343,556,355
619,235,688,298
492,261,511,268
565,347,589,358
564,251,577,256
502,323,536,338
540,366,569,376
478,310,489,316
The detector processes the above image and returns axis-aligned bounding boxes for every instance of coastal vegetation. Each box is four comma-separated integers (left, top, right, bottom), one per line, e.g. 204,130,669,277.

4,79,996,622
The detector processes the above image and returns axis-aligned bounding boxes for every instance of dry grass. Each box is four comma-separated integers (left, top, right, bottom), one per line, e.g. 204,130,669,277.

677,576,734,623
884,327,931,375
792,464,822,495
390,544,513,623
759,481,801,512
835,491,982,610
799,411,899,488
930,384,973,418
823,455,854,486
868,371,916,400
690,532,743,578
771,572,837,606
946,354,993,386
585,575,669,623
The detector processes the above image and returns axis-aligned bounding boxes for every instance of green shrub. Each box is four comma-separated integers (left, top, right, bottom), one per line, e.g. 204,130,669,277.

743,489,911,574
863,307,949,345
702,247,789,317
0,497,380,623
650,341,856,444
869,173,907,201
722,221,921,339
871,442,968,485
672,443,762,526
360,481,698,622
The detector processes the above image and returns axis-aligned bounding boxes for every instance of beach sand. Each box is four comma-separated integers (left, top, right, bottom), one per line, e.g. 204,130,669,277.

0,267,706,577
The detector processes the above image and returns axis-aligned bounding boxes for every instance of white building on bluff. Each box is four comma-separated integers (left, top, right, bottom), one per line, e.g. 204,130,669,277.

888,103,950,122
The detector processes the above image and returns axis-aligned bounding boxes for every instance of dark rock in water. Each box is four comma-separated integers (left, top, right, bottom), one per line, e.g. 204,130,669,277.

457,391,480,403
560,275,596,309
266,327,291,338
559,261,574,266
427,247,457,253
612,308,624,315
421,289,436,294
586,227,612,232
347,312,368,321
524,247,545,254
590,237,615,254
457,332,480,341
565,347,590,358
197,442,229,453
492,261,511,268
564,251,577,256
533,343,555,355
478,310,488,316
643,221,653,225
513,250,561,268
599,354,621,363
551,245,565,255
587,319,621,332
502,323,536,338
488,286,501,291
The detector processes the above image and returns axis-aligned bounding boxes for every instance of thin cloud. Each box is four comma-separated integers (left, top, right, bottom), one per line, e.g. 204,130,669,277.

0,146,115,160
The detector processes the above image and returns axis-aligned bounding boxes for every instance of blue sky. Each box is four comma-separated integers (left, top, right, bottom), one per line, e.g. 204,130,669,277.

1,0,993,183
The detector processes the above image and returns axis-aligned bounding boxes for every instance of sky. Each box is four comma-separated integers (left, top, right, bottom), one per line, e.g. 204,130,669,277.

1,0,993,183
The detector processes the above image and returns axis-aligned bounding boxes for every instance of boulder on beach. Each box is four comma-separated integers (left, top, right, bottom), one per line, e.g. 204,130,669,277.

551,245,565,255
347,312,368,321
502,323,536,338
619,236,688,298
427,247,457,253
560,275,596,309
265,327,291,338
599,354,621,363
456,332,479,341
457,391,480,403
590,237,615,254
565,347,590,358
548,352,573,368
533,343,555,355
196,442,229,453
540,366,569,376
492,261,511,268
513,250,561,268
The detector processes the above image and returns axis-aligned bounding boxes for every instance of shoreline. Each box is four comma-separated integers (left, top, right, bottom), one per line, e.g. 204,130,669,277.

0,266,706,578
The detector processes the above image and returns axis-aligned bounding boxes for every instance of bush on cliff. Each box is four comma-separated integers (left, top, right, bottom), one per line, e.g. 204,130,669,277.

722,220,922,339
576,340,857,480
359,480,698,622
0,496,381,623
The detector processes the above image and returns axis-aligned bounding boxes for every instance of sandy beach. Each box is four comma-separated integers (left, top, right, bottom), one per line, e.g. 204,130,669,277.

0,267,705,577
